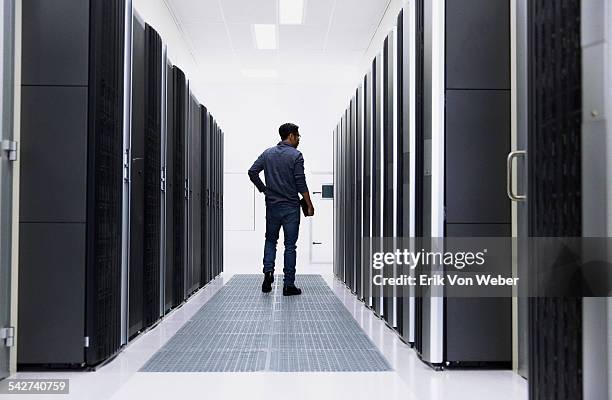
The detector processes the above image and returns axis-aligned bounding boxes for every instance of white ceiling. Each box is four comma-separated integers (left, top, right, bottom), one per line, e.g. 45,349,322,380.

166,0,390,85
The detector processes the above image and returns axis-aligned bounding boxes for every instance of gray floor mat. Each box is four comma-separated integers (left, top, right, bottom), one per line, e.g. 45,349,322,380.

140,274,391,372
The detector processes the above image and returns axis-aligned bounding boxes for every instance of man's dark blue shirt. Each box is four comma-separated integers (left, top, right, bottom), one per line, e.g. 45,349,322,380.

248,141,309,207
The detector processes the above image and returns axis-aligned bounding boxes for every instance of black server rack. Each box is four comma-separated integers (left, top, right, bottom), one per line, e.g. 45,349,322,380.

355,86,363,299
346,102,355,291
396,9,408,339
164,61,175,312
129,14,146,338
414,0,512,368
218,124,222,277
183,88,191,299
142,24,163,328
187,93,202,295
211,119,217,279
206,114,214,281
351,95,358,295
382,34,395,327
128,17,163,338
413,0,425,354
218,125,224,276
333,125,339,279
18,0,127,367
363,71,374,307
219,129,225,274
444,0,511,367
371,55,382,316
337,118,343,283
169,66,187,308
340,110,349,284
211,121,216,279
217,124,223,277
200,106,209,286
215,122,219,278
527,0,582,398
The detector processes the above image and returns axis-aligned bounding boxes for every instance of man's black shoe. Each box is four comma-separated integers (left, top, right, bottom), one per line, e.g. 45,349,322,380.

262,272,274,293
283,285,302,296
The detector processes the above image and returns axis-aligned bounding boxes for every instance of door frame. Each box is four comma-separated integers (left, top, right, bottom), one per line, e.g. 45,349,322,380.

308,173,333,265
0,0,19,380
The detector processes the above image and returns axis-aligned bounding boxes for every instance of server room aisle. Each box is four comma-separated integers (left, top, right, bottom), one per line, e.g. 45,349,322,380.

5,273,527,400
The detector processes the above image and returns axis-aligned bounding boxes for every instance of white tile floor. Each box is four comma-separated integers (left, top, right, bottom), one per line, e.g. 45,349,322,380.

1,272,528,400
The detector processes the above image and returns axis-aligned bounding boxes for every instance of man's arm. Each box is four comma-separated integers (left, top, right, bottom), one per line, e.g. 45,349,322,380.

248,153,267,194
301,191,315,216
295,154,314,216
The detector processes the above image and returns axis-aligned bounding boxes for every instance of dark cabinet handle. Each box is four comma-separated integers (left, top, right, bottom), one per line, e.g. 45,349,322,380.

312,242,323,245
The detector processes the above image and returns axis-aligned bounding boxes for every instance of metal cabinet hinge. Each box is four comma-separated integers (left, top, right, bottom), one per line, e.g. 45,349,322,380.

161,167,166,192
0,326,15,347
1,140,17,161
123,149,130,182
84,336,90,348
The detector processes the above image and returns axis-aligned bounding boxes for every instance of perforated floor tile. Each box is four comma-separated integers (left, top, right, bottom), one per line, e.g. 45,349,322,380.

140,274,391,372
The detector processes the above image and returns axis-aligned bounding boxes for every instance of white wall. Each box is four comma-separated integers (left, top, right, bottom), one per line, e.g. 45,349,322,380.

133,0,204,101
212,82,348,275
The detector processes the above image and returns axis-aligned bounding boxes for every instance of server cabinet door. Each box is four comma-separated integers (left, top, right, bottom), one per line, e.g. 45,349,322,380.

347,101,355,291
85,0,126,366
199,106,208,286
129,13,145,339
528,0,583,398
164,62,175,312
372,54,383,316
159,46,168,316
142,24,162,326
220,130,224,273
363,71,373,306
382,33,396,326
396,8,408,339
189,97,202,293
355,86,363,299
171,67,186,307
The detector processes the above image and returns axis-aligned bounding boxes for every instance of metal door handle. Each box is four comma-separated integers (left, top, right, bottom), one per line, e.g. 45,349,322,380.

507,150,526,202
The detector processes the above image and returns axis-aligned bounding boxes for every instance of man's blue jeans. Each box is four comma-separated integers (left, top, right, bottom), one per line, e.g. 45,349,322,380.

263,205,300,286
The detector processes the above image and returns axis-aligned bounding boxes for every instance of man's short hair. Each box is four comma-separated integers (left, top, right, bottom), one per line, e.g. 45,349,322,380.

279,123,299,140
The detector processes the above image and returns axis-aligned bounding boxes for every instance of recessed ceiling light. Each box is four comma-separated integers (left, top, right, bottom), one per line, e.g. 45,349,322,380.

279,0,304,25
253,24,277,50
241,69,278,78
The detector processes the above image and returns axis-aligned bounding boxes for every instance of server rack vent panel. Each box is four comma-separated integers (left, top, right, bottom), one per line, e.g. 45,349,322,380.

200,106,209,286
414,0,425,355
143,24,163,327
85,0,126,366
528,0,582,398
129,14,146,339
171,67,186,307
164,61,175,312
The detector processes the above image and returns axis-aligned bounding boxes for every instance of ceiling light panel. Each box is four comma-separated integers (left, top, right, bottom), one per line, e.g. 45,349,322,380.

253,24,278,49
279,0,305,25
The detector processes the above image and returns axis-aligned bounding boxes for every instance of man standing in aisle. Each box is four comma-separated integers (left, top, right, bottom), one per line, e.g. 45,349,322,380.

248,123,315,296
